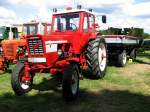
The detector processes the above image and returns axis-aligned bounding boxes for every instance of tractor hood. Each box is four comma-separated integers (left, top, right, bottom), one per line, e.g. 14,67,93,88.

45,31,80,44
27,33,75,43
27,31,87,55
26,32,83,67
26,33,74,66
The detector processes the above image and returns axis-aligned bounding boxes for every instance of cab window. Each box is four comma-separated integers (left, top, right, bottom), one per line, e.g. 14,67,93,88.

53,13,79,32
83,14,88,32
23,24,38,35
89,15,95,29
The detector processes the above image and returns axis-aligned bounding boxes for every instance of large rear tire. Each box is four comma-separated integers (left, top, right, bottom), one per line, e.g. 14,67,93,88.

11,62,33,95
86,36,107,79
62,63,79,101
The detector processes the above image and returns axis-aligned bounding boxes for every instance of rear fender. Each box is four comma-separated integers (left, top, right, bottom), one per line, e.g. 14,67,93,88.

89,32,101,40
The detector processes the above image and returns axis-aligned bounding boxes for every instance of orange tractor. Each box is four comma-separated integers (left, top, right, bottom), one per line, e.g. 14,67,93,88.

0,21,51,72
0,25,19,72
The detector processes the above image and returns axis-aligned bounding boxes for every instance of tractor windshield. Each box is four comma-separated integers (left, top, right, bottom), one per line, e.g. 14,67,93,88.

23,24,38,35
23,23,51,35
53,13,79,32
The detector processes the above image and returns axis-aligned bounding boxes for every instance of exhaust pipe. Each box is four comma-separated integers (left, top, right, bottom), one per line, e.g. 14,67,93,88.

9,26,13,40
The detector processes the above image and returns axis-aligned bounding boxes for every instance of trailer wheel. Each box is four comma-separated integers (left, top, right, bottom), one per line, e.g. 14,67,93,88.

11,62,33,95
86,36,107,79
117,50,127,67
62,63,79,101
130,49,136,60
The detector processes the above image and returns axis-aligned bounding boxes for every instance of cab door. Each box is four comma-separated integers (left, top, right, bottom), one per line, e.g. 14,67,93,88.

79,13,90,52
88,14,96,36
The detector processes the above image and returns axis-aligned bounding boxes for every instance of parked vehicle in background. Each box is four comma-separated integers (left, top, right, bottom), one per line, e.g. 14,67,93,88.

0,21,51,72
103,27,144,67
142,38,150,50
0,26,18,71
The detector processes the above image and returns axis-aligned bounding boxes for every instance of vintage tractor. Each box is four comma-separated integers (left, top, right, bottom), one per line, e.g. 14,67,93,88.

11,6,107,100
0,21,51,72
0,26,18,71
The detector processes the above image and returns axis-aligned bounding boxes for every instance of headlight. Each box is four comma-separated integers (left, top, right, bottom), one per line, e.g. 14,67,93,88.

58,49,63,55
25,52,28,56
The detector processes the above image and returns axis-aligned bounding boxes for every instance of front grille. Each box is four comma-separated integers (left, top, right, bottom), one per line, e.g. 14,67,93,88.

3,44,14,56
28,38,44,54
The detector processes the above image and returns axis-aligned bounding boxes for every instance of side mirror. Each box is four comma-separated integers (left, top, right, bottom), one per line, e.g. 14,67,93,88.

102,15,106,23
92,23,100,28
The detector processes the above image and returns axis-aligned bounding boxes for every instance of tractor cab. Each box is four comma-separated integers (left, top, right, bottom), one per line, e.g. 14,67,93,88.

23,21,51,36
51,7,106,34
46,6,106,54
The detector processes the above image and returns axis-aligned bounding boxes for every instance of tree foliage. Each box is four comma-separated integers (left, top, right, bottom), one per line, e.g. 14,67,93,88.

143,33,150,38
100,27,150,39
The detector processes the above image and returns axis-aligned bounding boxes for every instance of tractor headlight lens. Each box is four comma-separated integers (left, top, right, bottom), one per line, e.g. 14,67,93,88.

25,52,28,56
58,49,62,55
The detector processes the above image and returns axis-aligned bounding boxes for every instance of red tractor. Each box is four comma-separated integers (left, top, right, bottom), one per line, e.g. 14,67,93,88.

11,6,107,100
0,21,51,72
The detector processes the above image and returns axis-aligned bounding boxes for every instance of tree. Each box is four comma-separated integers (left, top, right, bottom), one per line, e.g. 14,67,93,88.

143,33,150,38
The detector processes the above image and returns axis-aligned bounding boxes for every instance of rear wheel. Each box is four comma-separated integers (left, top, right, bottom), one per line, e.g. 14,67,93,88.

117,50,127,67
130,49,136,60
11,62,33,95
62,63,79,101
86,36,107,79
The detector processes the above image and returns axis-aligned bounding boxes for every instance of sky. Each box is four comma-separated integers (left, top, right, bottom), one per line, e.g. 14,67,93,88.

0,0,150,33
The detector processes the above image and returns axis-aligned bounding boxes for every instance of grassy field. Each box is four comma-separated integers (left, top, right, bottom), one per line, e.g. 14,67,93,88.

0,51,150,112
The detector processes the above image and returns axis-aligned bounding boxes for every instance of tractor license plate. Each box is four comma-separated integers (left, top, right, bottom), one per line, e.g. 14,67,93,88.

28,58,46,63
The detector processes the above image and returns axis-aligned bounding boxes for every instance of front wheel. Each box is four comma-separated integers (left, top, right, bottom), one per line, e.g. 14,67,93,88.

62,63,79,101
11,62,33,95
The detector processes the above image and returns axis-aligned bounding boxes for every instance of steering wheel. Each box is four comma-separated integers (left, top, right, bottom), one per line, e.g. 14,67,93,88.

70,23,77,31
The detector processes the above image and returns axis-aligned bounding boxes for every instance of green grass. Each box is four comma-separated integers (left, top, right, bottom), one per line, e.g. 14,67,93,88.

0,52,150,112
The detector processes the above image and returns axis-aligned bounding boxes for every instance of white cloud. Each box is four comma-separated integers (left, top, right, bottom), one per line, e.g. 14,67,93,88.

0,7,16,19
122,1,150,16
8,0,54,20
8,0,44,7
0,6,17,25
1,0,150,33
78,0,134,8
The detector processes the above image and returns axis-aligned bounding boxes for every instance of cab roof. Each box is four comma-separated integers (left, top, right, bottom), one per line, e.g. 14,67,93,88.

23,22,50,25
53,9,95,15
